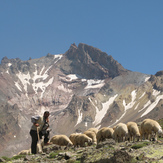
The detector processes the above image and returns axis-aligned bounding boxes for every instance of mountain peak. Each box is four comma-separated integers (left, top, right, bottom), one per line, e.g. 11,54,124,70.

71,43,77,49
155,70,163,76
63,43,128,79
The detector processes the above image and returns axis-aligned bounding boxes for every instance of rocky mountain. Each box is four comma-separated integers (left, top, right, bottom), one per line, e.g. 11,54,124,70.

0,43,162,157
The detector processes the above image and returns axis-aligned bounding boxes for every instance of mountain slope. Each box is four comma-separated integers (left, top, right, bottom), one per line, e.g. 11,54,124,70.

0,43,162,157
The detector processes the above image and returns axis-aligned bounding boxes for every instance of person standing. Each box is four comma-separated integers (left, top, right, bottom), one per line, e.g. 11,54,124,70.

30,111,50,154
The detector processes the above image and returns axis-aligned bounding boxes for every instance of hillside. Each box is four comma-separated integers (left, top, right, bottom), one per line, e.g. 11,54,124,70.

1,136,163,163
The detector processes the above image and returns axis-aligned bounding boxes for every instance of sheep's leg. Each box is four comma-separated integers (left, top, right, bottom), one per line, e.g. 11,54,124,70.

122,136,125,142
154,132,158,141
140,134,143,141
144,133,148,140
133,135,135,143
128,135,131,142
142,133,145,141
136,135,140,142
118,136,120,143
119,136,123,142
115,136,118,143
149,132,153,141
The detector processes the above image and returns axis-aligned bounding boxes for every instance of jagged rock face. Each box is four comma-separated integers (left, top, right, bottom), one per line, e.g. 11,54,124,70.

0,43,163,157
60,43,128,79
149,71,163,91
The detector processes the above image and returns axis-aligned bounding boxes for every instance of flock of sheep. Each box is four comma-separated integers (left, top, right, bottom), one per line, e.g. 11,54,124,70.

18,118,163,155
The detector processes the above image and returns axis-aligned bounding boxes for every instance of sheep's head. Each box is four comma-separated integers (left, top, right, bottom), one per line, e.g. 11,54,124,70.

136,133,141,137
87,138,93,146
125,132,129,138
67,142,73,147
158,128,163,134
136,133,141,141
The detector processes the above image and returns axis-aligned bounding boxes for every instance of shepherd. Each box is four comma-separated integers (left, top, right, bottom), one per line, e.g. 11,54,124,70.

29,111,51,154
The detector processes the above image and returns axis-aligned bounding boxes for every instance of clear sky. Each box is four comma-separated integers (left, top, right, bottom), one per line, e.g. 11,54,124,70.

0,1,162,75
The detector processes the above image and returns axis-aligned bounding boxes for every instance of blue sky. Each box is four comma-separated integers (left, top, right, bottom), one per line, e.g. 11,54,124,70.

0,1,162,75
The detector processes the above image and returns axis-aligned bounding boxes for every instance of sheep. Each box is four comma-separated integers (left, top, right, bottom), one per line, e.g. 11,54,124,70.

140,118,163,141
102,127,114,139
18,149,31,155
87,128,98,134
127,121,140,142
96,127,106,143
83,130,97,144
112,125,117,130
69,133,80,145
73,134,92,147
138,124,148,141
96,127,114,143
113,123,128,143
50,135,73,149
140,119,158,141
140,119,153,141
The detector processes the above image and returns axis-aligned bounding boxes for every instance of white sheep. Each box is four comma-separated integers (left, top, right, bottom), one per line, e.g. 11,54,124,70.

127,121,140,142
73,134,92,147
69,133,81,145
113,123,128,142
96,127,106,143
96,127,114,143
50,135,73,149
18,149,31,155
102,127,114,139
87,128,98,134
140,118,163,141
83,130,97,144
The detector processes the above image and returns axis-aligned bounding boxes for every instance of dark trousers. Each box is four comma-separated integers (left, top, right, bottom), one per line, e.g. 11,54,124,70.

30,129,49,154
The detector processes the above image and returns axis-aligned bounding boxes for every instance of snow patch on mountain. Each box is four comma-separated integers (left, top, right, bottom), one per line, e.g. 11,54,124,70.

67,74,79,81
8,63,12,67
123,90,137,110
58,84,72,93
110,90,137,127
138,100,151,113
152,89,160,96
141,94,163,117
44,65,52,75
6,70,9,74
75,108,83,126
15,65,54,98
54,54,63,63
139,92,146,99
91,94,118,128
134,103,140,110
138,89,162,117
85,79,105,89
14,82,23,92
144,76,150,82
40,66,45,75
16,72,30,93
62,74,105,90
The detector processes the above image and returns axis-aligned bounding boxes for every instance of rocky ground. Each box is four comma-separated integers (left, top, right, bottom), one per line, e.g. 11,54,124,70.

0,137,163,163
